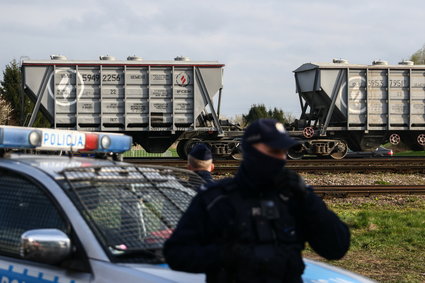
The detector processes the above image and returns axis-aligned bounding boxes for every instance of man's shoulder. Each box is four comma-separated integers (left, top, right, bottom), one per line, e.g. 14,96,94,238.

198,177,236,194
196,178,238,210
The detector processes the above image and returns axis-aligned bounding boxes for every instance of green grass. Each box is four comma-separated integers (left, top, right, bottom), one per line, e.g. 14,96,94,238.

381,142,425,156
123,148,179,158
304,196,425,282
394,150,425,156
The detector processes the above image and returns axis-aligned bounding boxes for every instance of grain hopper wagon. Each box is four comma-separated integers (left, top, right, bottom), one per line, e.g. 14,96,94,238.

21,55,242,158
288,59,425,159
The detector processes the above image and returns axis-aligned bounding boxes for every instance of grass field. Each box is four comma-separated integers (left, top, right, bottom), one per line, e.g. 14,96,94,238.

304,195,425,282
394,150,425,156
123,148,178,158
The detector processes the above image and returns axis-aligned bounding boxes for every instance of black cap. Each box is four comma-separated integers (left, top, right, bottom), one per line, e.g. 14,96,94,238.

242,119,299,150
189,144,213,160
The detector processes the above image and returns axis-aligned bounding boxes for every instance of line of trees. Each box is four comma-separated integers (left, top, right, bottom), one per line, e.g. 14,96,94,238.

410,44,425,64
242,104,294,126
0,60,19,125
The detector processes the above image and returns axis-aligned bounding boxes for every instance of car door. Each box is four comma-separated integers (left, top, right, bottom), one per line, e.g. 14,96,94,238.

0,168,92,283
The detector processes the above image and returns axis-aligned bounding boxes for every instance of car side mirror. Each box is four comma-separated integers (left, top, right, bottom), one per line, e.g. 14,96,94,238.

20,229,72,264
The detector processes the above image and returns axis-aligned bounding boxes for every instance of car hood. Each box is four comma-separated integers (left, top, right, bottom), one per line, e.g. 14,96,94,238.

122,264,205,282
303,259,376,283
122,259,375,283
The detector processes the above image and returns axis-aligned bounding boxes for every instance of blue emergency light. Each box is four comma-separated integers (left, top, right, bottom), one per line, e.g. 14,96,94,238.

0,127,42,148
97,134,133,153
0,126,132,153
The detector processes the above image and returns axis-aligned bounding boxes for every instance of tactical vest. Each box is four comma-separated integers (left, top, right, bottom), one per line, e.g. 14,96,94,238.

205,180,305,282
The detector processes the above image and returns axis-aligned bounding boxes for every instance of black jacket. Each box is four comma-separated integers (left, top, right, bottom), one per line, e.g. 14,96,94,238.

164,170,350,283
194,170,215,185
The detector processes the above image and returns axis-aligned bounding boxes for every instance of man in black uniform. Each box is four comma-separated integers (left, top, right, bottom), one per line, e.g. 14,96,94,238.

164,119,350,283
187,143,215,184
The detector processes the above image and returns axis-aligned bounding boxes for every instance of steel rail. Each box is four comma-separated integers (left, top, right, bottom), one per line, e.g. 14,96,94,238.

313,185,425,196
124,158,425,195
124,157,425,173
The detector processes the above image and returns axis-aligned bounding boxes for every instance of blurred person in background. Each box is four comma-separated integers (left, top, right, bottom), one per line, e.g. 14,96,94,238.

187,143,215,184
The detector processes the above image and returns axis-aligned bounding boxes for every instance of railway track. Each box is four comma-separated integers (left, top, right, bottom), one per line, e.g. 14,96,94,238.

125,157,425,173
313,185,425,197
124,157,425,196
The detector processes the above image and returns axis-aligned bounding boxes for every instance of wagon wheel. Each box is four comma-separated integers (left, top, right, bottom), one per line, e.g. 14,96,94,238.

302,127,315,138
176,139,189,159
230,143,243,160
389,133,401,145
184,140,204,158
287,146,304,160
287,152,304,160
403,133,424,151
330,140,348,160
417,134,425,146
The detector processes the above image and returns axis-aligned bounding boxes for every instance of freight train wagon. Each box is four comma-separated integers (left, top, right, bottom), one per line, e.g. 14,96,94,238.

21,55,242,159
287,59,425,159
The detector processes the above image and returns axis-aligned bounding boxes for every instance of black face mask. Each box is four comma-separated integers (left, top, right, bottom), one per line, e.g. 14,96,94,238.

236,144,286,189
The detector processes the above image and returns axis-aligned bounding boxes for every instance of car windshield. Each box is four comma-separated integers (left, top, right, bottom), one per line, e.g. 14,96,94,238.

58,165,203,263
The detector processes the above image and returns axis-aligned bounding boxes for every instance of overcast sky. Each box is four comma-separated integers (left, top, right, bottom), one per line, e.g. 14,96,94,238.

1,0,424,118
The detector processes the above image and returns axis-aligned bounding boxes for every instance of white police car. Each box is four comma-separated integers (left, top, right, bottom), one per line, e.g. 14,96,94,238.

0,126,374,283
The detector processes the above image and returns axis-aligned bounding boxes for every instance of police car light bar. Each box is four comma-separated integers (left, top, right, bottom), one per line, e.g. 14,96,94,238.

0,126,132,153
